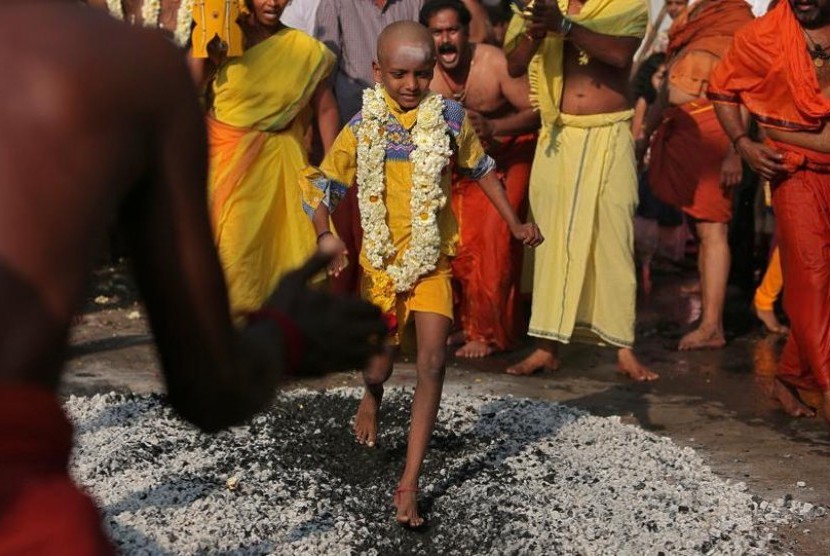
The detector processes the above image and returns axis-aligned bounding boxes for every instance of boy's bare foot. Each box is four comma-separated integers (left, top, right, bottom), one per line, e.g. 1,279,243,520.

506,348,559,376
617,348,659,381
446,330,465,346
771,378,815,417
353,387,382,447
677,327,726,350
754,306,789,335
455,340,494,358
393,486,423,528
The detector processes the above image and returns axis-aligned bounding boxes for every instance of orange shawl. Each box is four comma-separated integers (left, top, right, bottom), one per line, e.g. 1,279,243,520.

666,0,755,60
707,1,830,131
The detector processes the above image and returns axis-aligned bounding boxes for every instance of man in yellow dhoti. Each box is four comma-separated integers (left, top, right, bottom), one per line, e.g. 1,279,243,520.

504,0,658,381
302,22,542,528
195,0,340,316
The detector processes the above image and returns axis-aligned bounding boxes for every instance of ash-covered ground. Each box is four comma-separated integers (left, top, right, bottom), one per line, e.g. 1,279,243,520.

67,389,822,555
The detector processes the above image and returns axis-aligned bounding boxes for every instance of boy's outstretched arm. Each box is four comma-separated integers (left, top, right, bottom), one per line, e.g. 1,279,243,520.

475,171,544,247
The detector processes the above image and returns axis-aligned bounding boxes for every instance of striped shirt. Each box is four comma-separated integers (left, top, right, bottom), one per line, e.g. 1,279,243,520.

314,0,424,123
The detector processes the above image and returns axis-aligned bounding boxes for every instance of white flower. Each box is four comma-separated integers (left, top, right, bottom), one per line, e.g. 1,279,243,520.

355,86,451,293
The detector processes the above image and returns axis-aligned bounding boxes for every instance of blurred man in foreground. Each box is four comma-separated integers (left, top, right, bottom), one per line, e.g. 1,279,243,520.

0,2,385,553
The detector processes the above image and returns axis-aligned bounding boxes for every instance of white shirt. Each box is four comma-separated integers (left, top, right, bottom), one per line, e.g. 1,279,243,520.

281,0,323,35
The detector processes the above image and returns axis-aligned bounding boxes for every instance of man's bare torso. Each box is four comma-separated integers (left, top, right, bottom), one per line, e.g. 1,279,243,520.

0,2,193,386
559,1,634,116
431,43,517,119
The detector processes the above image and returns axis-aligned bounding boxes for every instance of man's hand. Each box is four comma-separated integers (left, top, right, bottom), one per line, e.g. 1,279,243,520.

736,138,787,181
317,232,348,277
530,0,564,35
720,149,743,191
267,252,387,374
467,110,495,144
511,222,544,247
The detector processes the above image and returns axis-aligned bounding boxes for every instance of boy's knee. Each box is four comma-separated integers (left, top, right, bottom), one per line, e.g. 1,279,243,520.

417,350,446,378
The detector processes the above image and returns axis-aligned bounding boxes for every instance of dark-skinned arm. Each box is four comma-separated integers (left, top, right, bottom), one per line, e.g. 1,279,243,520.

712,101,786,181
528,3,641,68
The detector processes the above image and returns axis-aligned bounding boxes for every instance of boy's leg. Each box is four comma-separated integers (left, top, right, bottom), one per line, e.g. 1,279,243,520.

394,311,451,527
354,347,394,447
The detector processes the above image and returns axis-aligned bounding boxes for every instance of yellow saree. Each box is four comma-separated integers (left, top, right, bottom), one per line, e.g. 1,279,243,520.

208,29,335,315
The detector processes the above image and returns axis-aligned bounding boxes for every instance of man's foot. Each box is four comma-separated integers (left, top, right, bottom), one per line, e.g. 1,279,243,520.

446,330,466,347
455,340,495,358
506,348,559,376
353,388,382,447
754,306,789,335
677,327,726,351
393,486,424,528
771,378,815,417
617,348,659,381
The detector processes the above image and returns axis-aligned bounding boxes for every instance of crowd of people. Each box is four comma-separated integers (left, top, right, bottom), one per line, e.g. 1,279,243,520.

2,0,829,550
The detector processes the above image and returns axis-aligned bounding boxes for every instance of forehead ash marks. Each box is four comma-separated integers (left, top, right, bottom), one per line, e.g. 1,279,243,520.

383,42,435,67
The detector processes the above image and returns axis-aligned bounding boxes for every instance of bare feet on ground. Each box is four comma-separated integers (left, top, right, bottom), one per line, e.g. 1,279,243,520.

617,348,659,381
393,486,423,528
678,327,726,350
353,387,382,447
771,378,815,417
505,348,560,376
455,340,495,358
754,306,789,335
446,330,465,346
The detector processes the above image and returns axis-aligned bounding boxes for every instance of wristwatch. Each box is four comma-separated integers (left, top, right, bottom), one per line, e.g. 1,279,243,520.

559,16,574,37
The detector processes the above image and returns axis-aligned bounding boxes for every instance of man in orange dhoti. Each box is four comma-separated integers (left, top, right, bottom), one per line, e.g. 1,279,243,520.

647,0,755,351
708,0,830,421
423,0,539,357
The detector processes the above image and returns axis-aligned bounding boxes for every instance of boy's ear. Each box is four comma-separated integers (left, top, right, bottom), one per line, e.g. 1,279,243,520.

372,61,382,84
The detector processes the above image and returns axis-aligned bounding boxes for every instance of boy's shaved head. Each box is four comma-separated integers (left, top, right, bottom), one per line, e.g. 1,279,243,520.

376,21,436,66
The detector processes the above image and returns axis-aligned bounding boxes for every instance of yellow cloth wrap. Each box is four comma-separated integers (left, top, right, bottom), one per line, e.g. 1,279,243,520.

503,0,648,128
301,91,490,336
208,30,335,316
528,111,638,348
754,247,783,312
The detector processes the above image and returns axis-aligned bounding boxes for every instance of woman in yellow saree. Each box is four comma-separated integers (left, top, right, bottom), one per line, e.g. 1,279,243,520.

195,0,338,316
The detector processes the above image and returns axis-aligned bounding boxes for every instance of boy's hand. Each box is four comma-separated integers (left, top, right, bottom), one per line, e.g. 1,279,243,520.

317,232,349,277
511,222,544,247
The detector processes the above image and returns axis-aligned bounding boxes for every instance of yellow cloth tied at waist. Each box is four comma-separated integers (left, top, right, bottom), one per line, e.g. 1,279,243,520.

504,0,648,128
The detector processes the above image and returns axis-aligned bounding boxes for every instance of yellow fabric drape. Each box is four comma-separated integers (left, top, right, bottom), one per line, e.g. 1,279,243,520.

528,112,638,347
208,29,335,315
504,0,648,127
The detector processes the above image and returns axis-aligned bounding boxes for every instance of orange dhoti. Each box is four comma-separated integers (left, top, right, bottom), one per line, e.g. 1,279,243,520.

648,100,732,223
0,383,114,555
450,134,535,350
772,144,830,393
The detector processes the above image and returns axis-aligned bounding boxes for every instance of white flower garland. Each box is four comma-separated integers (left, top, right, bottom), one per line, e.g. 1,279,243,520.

104,0,195,47
356,85,452,293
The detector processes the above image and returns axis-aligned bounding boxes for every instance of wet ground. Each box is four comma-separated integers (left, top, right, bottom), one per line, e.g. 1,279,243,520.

64,261,830,554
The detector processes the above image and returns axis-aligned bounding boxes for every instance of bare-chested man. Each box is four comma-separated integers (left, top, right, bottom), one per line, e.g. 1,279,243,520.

0,2,385,551
708,0,830,422
504,0,658,381
421,0,539,358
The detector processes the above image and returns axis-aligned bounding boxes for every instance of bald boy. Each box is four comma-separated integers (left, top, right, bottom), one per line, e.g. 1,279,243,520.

302,20,541,528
